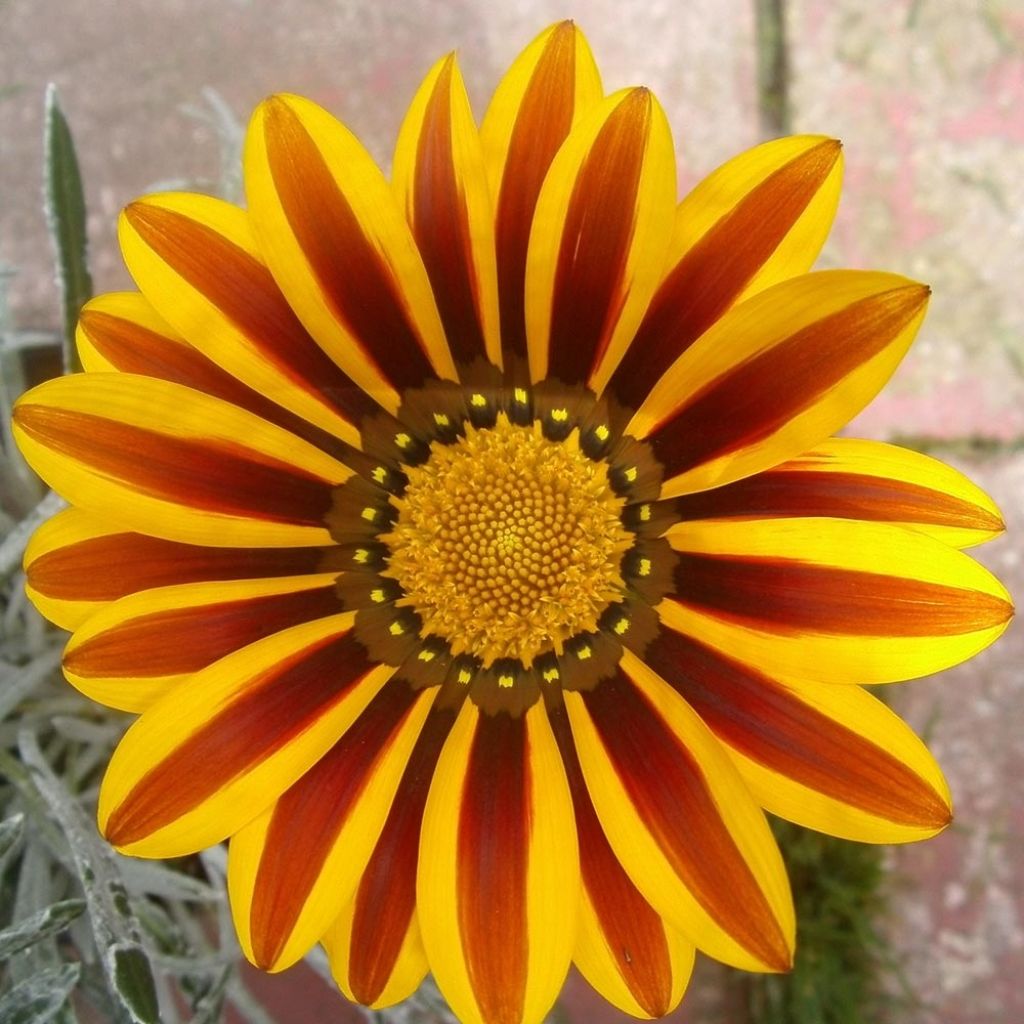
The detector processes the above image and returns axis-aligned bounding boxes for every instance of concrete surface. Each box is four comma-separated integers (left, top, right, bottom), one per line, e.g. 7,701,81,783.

2,0,1021,1022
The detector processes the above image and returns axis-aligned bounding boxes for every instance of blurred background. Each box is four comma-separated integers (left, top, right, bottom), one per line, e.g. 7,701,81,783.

1,1,1021,1022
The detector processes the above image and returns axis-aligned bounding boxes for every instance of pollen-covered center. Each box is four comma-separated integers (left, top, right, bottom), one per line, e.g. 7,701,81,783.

382,415,633,667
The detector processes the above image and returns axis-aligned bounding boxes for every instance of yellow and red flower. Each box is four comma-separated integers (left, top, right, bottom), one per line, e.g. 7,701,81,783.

12,21,1013,1024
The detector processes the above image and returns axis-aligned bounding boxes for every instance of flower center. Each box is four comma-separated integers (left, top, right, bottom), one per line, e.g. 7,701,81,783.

382,414,633,667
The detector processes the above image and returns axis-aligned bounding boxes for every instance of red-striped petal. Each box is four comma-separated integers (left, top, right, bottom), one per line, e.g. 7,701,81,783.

77,293,357,464
662,518,1013,684
62,575,345,712
670,437,1005,548
229,682,434,972
393,55,501,369
24,508,338,632
99,615,390,856
609,136,842,407
323,705,458,1008
525,87,676,390
629,271,930,498
481,21,602,362
119,194,374,444
550,703,694,1018
418,699,578,1024
245,94,456,410
565,659,794,973
13,374,348,547
644,627,952,842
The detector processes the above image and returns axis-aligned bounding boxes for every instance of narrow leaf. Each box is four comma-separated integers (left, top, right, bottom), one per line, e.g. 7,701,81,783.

119,859,222,904
0,963,80,1024
0,899,85,959
0,813,25,860
187,964,232,1024
17,729,160,1024
44,83,93,374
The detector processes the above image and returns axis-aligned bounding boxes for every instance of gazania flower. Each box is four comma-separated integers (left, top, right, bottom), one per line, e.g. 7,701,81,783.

13,20,1013,1024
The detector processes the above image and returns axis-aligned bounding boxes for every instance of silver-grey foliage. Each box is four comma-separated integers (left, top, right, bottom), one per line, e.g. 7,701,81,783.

0,964,81,1024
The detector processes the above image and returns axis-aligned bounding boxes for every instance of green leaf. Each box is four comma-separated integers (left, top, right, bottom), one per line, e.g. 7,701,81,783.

0,964,80,1024
0,899,85,959
43,83,92,374
109,943,162,1024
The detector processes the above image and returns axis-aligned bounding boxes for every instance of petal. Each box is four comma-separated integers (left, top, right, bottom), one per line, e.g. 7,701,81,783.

322,706,458,1009
550,704,694,1019
228,682,435,972
324,905,427,1012
245,93,456,410
671,437,1005,549
118,194,373,445
13,374,349,547
393,54,501,369
481,21,602,361
663,517,1014,684
418,699,578,1024
565,653,794,973
77,292,356,462
629,271,930,498
644,628,952,843
525,88,676,391
62,574,345,712
24,508,336,632
98,613,390,857
609,136,843,408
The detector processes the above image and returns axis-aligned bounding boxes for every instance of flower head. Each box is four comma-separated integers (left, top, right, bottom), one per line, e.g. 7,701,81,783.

13,22,1013,1024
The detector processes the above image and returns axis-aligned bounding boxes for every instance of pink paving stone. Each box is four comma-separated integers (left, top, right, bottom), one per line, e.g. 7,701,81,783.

790,0,1024,442
232,962,362,1024
0,0,758,327
945,60,1024,145
886,452,1023,1024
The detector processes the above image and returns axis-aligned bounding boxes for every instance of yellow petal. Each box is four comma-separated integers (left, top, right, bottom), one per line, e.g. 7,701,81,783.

481,21,602,361
524,87,676,391
608,135,843,408
228,685,434,972
671,436,1006,549
23,509,125,631
642,627,952,843
24,507,337,634
245,93,456,412
62,573,344,712
98,614,390,856
629,270,930,498
323,705,457,1008
118,194,367,446
671,135,842,302
550,701,694,1018
574,885,694,1020
76,292,167,373
418,699,579,1024
663,517,1014,684
728,679,952,843
393,54,501,369
13,373,349,547
565,653,794,972
324,903,428,1010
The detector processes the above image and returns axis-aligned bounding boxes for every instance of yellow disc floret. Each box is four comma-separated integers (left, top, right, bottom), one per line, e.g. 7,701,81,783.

382,415,633,666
